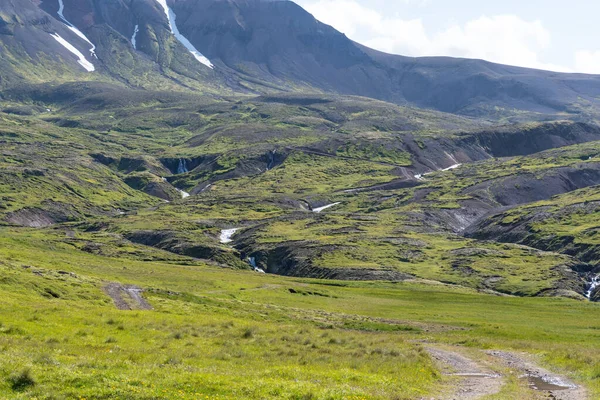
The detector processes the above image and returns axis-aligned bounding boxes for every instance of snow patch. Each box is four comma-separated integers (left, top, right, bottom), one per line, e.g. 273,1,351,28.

50,33,95,72
415,165,459,180
176,188,190,199
444,151,459,165
154,0,214,69
220,228,239,244
441,164,462,172
57,0,97,59
131,24,139,49
313,202,341,213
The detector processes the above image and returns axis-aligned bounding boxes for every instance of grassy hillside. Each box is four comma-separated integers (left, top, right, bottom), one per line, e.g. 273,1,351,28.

2,88,600,296
2,84,600,397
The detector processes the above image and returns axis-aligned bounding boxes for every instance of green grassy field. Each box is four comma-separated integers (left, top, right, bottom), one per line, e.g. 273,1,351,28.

1,228,600,399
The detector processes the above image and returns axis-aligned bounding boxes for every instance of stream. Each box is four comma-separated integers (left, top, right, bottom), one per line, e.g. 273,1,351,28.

219,228,239,244
219,229,266,273
586,274,600,299
177,158,189,174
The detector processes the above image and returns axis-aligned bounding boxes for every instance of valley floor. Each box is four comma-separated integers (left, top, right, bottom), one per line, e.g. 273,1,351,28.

0,228,598,399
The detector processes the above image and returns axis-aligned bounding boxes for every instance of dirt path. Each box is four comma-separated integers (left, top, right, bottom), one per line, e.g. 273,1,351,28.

426,346,503,399
104,283,153,310
487,350,587,400
425,345,587,400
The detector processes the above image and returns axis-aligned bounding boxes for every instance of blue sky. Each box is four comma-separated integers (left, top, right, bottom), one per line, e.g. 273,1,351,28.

294,0,600,73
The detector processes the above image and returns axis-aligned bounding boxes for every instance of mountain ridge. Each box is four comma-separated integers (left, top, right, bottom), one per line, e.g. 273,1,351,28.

1,0,600,121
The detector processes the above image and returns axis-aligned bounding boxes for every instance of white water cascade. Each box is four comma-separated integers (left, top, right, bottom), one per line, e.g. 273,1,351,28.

267,150,276,170
586,274,600,299
248,257,265,273
177,159,188,174
176,188,190,199
219,228,239,244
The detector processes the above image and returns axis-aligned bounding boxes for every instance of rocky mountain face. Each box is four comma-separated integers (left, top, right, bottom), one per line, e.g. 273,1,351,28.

0,0,223,93
2,0,600,119
172,0,600,117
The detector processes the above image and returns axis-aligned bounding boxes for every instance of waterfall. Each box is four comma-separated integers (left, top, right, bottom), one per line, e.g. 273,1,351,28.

267,150,276,170
248,257,265,273
586,274,600,299
177,159,188,174
220,228,239,244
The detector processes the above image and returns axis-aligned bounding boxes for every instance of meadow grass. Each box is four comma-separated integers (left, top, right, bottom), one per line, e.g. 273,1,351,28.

1,228,600,399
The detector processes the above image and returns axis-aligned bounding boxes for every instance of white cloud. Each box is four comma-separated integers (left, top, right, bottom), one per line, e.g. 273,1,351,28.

298,0,573,72
575,50,600,74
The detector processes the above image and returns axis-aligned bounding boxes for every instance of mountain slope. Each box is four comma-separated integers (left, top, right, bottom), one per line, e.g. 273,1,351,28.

2,0,600,120
173,0,600,118
0,0,232,93
4,85,600,298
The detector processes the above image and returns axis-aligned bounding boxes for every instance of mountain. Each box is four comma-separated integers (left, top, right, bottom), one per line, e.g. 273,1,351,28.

174,0,600,117
0,0,226,93
2,0,600,120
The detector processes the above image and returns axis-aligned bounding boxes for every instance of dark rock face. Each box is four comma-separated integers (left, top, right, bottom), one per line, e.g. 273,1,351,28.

0,14,14,36
38,0,169,61
168,0,600,116
4,201,82,227
125,230,250,268
172,0,379,90
465,201,600,268
457,122,600,158
463,164,600,207
241,242,414,281
0,0,89,74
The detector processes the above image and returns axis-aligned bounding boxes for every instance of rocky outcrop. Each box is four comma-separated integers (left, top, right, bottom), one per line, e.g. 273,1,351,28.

4,201,82,227
125,230,249,269
240,241,414,281
463,163,600,207
123,173,180,201
466,205,600,268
